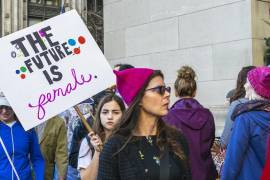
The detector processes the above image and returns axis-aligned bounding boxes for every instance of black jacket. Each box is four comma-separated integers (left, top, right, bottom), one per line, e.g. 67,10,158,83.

97,134,191,180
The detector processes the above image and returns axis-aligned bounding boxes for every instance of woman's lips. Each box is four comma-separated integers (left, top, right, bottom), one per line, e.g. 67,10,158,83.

106,122,114,126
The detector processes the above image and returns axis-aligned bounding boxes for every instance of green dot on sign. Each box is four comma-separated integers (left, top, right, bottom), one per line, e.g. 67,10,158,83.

20,66,27,72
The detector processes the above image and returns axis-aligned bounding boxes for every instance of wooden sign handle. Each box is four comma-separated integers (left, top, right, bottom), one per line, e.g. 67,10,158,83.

74,105,93,133
74,105,103,151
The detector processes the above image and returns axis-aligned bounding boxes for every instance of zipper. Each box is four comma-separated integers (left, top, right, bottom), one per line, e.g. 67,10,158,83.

11,125,15,180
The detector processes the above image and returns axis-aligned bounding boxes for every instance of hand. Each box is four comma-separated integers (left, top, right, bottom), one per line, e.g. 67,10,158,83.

88,132,103,152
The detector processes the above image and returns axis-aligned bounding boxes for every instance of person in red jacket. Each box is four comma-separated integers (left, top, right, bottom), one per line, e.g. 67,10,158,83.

261,139,270,180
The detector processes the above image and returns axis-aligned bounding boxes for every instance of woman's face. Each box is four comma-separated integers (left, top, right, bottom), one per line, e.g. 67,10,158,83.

140,76,170,117
100,100,123,131
0,106,15,122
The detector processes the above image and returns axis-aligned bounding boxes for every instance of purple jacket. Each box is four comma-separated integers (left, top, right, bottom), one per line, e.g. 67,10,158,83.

163,98,217,180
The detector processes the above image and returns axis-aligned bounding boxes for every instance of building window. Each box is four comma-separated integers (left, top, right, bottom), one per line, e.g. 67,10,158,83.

27,0,104,50
87,0,103,51
28,0,61,25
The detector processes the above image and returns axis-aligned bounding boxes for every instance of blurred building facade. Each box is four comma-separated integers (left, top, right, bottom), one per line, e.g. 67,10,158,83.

0,0,103,50
103,0,270,136
1,0,270,136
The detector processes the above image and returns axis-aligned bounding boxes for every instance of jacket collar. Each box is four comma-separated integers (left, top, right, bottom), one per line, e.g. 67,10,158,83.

37,120,50,144
171,98,203,110
231,100,270,120
0,120,19,128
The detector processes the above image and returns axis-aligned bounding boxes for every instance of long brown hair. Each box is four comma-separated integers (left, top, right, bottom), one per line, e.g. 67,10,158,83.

92,93,126,142
112,70,187,161
230,66,256,103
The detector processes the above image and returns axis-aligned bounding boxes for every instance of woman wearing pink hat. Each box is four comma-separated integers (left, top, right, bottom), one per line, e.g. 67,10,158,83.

222,67,270,180
97,68,191,180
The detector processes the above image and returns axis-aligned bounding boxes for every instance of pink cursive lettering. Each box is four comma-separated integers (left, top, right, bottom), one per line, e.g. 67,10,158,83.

28,68,92,120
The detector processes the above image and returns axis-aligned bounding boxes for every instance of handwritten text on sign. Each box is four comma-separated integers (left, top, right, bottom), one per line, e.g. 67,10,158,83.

0,10,115,130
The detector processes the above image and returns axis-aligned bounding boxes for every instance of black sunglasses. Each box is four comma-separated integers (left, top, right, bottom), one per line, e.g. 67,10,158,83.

145,85,171,95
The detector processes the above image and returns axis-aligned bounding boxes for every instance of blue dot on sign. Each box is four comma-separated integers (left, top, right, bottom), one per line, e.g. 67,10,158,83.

15,70,20,74
94,75,97,78
68,39,76,46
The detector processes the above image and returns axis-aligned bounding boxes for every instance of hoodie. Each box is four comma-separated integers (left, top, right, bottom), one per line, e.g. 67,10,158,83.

222,110,270,180
163,98,216,180
0,121,44,180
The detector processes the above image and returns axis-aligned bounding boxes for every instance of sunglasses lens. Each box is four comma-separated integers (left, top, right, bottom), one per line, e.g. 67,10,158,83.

166,87,171,93
146,86,171,95
158,86,170,95
158,86,164,95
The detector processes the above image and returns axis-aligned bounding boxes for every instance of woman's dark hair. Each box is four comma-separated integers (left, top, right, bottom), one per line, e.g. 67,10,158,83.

93,93,126,142
229,66,256,103
174,66,197,97
114,63,134,71
112,70,187,162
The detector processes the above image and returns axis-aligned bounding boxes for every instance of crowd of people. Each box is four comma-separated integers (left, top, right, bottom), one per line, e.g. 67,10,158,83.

0,63,269,180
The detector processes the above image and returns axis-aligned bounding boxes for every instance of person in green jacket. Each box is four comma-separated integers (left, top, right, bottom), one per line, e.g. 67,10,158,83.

36,116,68,180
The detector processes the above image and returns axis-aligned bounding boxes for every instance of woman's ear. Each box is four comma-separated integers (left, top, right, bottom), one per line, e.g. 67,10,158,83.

192,90,196,97
138,99,143,106
174,89,179,97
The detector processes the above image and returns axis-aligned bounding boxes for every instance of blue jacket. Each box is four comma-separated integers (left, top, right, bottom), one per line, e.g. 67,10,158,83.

220,98,248,148
222,111,270,180
0,121,45,180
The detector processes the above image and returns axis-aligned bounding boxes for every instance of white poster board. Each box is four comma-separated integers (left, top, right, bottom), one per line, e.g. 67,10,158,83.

0,10,115,130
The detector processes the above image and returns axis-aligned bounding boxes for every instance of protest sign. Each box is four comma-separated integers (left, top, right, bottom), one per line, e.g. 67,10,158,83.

0,10,115,130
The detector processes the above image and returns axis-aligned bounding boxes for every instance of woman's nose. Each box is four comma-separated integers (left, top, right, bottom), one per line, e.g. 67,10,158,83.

164,89,170,97
107,112,113,119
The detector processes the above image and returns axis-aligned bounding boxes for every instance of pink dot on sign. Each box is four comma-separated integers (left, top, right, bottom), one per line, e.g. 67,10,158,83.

78,36,86,44
39,30,45,37
20,74,26,79
74,48,80,54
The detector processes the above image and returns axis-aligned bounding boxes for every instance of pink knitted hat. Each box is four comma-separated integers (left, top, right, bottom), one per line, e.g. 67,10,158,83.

113,68,154,105
247,66,270,99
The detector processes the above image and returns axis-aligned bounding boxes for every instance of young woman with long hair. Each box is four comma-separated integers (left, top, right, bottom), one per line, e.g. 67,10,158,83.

220,66,255,148
97,68,191,180
78,93,125,180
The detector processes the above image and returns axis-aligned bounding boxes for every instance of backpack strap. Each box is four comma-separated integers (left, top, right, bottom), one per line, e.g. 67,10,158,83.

0,137,20,180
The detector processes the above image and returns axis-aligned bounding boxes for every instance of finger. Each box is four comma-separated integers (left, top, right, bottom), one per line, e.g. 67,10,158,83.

91,136,98,141
88,132,95,137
